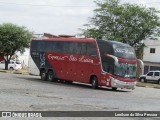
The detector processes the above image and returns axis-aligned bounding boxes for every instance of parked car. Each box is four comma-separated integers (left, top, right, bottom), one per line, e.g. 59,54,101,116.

0,60,22,70
139,71,160,84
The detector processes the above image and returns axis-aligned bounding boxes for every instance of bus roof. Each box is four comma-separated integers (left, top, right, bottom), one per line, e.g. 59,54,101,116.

97,39,131,47
32,37,95,42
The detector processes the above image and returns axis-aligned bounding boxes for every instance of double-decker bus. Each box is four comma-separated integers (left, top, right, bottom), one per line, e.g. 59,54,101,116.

29,37,143,90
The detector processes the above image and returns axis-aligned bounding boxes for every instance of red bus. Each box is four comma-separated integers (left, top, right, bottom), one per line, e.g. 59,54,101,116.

30,37,142,90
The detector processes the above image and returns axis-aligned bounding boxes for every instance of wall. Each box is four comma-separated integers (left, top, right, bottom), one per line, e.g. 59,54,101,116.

16,48,30,68
143,40,160,62
143,39,160,74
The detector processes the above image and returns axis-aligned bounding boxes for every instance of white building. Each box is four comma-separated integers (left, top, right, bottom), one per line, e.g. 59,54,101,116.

143,39,160,74
16,48,30,69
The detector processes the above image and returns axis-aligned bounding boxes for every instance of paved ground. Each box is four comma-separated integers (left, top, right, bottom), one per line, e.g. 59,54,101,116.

0,72,159,120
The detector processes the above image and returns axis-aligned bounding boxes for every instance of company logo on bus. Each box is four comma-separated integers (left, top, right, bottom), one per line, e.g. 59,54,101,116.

48,54,93,63
115,48,134,55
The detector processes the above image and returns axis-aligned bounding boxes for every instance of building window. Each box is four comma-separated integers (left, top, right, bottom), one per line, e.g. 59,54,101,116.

150,48,155,53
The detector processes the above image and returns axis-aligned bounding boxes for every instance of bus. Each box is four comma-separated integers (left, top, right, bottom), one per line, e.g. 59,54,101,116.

29,37,143,90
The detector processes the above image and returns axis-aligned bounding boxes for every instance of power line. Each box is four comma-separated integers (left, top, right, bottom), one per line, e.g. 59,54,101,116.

0,2,96,7
0,1,159,8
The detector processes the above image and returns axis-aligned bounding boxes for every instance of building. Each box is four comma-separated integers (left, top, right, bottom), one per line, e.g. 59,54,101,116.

143,39,160,74
16,48,30,69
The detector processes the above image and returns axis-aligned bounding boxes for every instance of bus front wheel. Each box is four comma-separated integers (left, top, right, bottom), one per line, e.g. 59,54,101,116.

112,87,117,91
92,77,98,89
41,70,47,81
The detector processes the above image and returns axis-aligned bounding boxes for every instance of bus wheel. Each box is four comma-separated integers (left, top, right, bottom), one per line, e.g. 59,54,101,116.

92,77,98,89
47,71,56,82
65,81,73,84
112,87,117,91
41,70,47,81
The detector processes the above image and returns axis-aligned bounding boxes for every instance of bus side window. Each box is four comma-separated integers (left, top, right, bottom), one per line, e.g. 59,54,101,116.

45,41,54,52
38,41,46,52
31,41,38,51
86,43,97,57
81,43,87,55
63,42,70,54
76,43,82,54
71,43,81,54
53,42,64,53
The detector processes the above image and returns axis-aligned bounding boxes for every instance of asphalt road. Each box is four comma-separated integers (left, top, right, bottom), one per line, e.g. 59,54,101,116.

0,72,159,120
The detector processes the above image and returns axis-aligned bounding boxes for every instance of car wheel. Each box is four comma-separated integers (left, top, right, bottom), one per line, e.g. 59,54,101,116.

140,78,145,82
9,67,14,70
158,80,160,84
40,70,47,81
92,77,98,89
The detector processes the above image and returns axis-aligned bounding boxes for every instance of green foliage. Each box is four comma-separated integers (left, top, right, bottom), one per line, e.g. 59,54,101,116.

81,0,160,47
0,23,33,69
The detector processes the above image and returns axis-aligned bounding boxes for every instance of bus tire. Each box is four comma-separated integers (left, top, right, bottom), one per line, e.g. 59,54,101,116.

47,70,56,82
112,87,117,91
65,80,73,84
92,76,98,89
41,70,47,81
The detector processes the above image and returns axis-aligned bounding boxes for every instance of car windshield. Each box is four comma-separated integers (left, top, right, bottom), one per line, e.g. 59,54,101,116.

114,62,137,78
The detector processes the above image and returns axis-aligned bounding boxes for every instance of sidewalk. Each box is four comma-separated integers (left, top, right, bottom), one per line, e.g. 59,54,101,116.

0,69,28,75
136,82,160,89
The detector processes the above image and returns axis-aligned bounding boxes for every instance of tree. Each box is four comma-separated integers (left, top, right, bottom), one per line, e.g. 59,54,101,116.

0,23,33,70
81,0,160,47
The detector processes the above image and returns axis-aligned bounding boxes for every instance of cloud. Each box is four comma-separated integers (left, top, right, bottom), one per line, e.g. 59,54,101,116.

0,0,95,34
0,0,159,35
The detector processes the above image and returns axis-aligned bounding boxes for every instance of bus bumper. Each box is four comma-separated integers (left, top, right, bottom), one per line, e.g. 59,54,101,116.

111,78,136,89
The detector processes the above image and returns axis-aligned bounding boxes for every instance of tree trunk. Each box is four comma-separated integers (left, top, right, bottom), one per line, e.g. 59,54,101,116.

5,60,9,70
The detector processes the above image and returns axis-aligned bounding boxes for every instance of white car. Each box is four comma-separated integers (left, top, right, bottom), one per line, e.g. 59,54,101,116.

139,71,160,84
0,60,22,70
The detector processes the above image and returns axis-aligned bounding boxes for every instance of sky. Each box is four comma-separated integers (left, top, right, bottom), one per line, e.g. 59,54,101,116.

0,0,160,36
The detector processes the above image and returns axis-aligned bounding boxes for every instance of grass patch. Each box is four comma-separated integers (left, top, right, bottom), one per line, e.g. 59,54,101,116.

136,82,160,89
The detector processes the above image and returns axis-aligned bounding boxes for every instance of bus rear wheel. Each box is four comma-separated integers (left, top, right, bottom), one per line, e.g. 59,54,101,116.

41,70,47,81
47,71,56,82
92,77,98,89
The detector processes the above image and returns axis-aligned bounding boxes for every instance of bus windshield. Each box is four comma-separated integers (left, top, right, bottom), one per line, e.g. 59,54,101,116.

114,62,137,78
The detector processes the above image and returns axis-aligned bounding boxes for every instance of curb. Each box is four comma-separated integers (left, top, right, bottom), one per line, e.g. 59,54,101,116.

136,82,160,89
0,70,28,75
0,70,8,73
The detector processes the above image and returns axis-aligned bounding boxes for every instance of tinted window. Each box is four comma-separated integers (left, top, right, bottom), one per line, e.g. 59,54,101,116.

38,41,46,52
155,72,159,76
81,43,87,55
147,72,153,76
69,43,81,54
31,40,94,55
86,43,97,56
31,41,38,51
